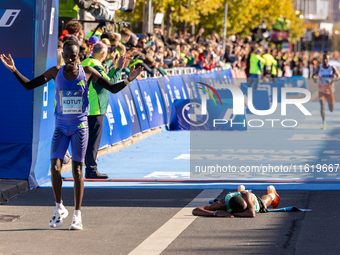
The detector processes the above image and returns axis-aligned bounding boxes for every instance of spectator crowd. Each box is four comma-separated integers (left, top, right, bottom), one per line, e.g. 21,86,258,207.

58,20,340,81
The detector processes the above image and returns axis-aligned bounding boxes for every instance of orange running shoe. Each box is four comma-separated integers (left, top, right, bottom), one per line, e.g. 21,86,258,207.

267,185,280,208
238,185,245,192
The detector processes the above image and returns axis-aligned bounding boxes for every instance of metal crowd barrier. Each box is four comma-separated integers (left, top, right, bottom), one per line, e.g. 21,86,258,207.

119,66,227,81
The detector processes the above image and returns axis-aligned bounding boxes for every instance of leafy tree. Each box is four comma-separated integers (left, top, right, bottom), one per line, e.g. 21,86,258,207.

115,0,304,42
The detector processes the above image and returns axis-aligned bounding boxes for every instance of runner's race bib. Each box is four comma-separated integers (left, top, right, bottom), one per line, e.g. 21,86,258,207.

322,76,333,86
61,90,83,114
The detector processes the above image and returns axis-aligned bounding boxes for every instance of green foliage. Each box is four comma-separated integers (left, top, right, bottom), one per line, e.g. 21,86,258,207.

115,0,304,41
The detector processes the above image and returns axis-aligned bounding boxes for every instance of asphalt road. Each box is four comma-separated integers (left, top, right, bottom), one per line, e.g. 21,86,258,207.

1,188,339,255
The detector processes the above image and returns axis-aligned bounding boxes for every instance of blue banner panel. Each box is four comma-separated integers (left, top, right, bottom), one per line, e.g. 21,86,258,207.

33,60,57,186
189,74,208,100
114,91,133,141
204,71,221,88
157,77,172,125
138,79,165,128
106,92,133,144
218,69,233,85
33,139,51,185
181,74,195,99
121,86,141,136
169,99,247,131
239,84,270,114
188,74,202,99
276,76,308,96
167,75,189,100
0,1,35,180
147,78,167,125
35,0,58,74
129,80,150,132
32,0,59,187
257,82,282,103
0,58,34,144
0,143,32,179
0,0,34,58
101,95,123,146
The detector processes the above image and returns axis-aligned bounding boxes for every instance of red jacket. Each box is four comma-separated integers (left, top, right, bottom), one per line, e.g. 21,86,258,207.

203,62,215,70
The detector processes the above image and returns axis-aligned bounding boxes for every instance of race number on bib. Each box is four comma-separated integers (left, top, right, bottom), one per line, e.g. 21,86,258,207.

322,77,333,86
62,90,83,114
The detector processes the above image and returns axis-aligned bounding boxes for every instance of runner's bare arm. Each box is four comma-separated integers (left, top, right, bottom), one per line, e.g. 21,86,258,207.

312,66,320,79
0,54,58,90
231,192,256,218
332,66,340,78
84,65,144,93
192,199,234,217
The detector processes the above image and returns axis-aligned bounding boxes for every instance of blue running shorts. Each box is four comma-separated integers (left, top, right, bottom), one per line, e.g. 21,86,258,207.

51,119,89,163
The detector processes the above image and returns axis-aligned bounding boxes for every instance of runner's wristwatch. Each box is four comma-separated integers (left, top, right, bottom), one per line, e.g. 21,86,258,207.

124,78,132,85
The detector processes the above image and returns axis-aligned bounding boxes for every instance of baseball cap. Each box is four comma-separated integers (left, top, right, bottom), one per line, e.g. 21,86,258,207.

129,33,138,43
101,32,112,40
89,35,100,45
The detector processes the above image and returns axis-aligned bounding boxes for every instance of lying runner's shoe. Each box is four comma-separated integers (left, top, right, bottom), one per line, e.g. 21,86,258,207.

238,185,245,192
267,185,280,208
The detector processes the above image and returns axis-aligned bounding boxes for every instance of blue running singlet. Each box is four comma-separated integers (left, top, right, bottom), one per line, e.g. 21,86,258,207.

51,65,89,162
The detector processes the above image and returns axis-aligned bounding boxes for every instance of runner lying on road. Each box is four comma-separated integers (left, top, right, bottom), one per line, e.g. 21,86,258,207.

192,185,280,217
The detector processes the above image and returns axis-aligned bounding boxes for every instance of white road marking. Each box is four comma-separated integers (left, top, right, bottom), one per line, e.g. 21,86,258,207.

289,134,340,141
174,154,190,160
310,110,340,115
128,189,223,255
304,116,340,121
296,124,340,129
144,172,190,178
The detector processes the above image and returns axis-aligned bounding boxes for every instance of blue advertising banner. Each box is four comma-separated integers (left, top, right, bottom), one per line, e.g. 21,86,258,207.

167,75,189,100
129,80,150,132
101,91,133,147
147,78,167,125
121,86,141,136
157,77,172,124
181,75,195,99
218,69,233,85
276,76,307,96
239,84,270,114
205,71,221,88
0,1,34,58
0,0,34,145
257,82,281,104
33,0,58,187
0,0,42,182
169,99,247,131
189,74,208,100
101,95,124,146
110,92,132,141
138,79,165,128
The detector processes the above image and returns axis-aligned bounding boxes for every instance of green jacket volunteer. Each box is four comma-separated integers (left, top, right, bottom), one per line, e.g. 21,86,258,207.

81,57,122,115
81,42,124,179
249,53,265,75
